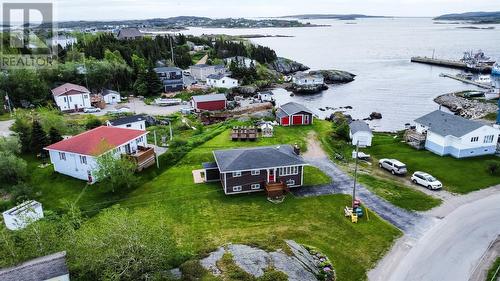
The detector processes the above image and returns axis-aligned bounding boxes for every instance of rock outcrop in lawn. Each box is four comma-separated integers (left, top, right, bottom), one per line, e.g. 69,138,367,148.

196,240,335,281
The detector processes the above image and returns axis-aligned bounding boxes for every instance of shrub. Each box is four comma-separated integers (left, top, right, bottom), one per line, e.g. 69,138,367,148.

486,161,500,176
85,116,103,130
179,260,207,281
257,270,288,281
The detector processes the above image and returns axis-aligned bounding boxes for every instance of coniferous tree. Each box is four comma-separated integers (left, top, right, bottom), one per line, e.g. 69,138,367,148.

48,127,63,144
30,120,48,156
146,66,163,96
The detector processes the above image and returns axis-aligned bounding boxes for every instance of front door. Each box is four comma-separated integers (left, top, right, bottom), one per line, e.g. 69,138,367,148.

268,169,275,183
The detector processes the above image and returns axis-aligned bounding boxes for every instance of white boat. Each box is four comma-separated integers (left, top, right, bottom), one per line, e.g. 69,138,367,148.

484,87,500,100
155,98,182,106
474,75,492,85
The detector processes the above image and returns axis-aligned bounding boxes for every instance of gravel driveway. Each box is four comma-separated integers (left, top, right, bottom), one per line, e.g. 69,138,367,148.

0,120,14,137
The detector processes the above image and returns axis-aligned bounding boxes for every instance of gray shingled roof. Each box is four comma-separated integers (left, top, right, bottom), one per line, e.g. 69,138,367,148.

102,89,120,96
108,114,146,126
213,145,306,172
192,94,226,102
279,102,313,116
206,73,226,80
0,252,69,281
153,67,182,73
117,28,142,39
415,110,485,137
349,120,372,134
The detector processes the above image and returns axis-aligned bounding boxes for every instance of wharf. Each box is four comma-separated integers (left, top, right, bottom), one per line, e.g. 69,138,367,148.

411,56,492,73
439,73,493,90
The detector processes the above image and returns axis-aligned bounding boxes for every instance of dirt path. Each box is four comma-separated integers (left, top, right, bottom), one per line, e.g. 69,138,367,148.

196,54,209,65
0,120,14,137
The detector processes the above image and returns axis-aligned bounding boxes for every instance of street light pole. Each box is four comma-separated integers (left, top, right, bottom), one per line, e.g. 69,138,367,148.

352,140,360,208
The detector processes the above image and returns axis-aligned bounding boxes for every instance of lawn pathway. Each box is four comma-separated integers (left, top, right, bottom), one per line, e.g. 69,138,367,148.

293,133,435,237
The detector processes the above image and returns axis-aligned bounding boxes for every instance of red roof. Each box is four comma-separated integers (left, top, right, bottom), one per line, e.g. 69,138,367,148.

44,126,147,156
51,83,90,97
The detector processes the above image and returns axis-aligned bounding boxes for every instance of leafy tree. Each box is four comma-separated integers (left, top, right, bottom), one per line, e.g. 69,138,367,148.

48,127,63,144
0,69,50,107
0,137,27,185
94,149,138,192
70,207,180,280
85,116,103,130
0,135,22,154
30,120,48,156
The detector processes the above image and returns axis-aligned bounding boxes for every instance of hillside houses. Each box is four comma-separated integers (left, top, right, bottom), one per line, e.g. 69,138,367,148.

190,64,225,81
44,126,154,183
154,67,185,92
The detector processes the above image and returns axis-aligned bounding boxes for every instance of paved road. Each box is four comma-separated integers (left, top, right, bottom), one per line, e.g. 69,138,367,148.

0,120,14,137
370,191,500,281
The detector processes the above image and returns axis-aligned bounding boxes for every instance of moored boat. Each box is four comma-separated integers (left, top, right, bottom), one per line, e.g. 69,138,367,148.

492,63,500,76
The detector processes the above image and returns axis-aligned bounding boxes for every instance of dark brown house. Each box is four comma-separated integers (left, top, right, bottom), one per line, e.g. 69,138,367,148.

204,145,308,197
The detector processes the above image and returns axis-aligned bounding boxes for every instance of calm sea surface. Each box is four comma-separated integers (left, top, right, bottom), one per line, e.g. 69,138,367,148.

180,18,500,131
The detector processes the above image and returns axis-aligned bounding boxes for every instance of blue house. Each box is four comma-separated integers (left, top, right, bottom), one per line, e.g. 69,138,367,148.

153,67,184,92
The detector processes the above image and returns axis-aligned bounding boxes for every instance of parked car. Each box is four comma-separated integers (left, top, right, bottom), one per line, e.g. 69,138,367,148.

411,171,442,190
378,158,407,175
83,107,101,113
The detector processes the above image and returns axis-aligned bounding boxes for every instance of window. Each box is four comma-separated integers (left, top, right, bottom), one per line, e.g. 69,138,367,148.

80,155,87,165
251,170,260,176
484,135,494,143
279,166,299,176
126,124,132,127
251,184,260,190
59,152,66,160
232,186,242,192
83,95,88,99
63,97,67,102
471,136,479,142
286,179,295,186
69,96,72,102
232,171,242,177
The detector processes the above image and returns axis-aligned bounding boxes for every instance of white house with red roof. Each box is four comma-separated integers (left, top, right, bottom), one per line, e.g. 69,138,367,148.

51,83,91,112
44,126,153,183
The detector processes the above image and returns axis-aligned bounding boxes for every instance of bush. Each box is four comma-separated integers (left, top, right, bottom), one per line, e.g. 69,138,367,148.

85,116,103,130
486,161,500,176
257,270,288,281
0,152,27,185
179,260,207,281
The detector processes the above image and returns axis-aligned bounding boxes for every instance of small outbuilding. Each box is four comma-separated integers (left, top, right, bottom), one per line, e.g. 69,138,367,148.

260,122,274,137
349,120,373,147
3,200,44,230
276,102,313,126
191,94,227,111
102,89,121,104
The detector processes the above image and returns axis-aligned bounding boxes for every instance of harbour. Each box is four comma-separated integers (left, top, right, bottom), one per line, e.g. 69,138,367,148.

410,56,492,73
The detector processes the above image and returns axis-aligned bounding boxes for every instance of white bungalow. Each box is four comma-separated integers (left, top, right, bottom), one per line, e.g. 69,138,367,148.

51,83,91,112
107,114,147,130
44,126,155,183
349,120,373,147
415,110,500,158
2,200,44,230
292,72,324,87
206,74,239,89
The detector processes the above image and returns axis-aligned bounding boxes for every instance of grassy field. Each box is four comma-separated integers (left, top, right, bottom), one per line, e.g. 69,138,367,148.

358,174,442,212
365,134,500,194
115,126,401,281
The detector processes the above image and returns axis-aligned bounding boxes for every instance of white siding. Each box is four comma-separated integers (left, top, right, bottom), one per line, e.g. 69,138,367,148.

54,93,91,111
110,120,146,130
207,77,238,89
103,93,121,104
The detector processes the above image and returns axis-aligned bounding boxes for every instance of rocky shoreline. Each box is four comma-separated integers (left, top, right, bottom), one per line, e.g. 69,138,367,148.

434,92,498,119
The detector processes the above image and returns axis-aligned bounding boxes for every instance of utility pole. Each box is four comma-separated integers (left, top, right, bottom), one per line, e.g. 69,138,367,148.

352,141,360,208
4,94,12,117
154,130,159,169
169,36,175,64
169,120,173,140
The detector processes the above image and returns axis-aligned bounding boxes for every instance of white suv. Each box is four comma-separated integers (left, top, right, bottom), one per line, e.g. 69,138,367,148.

378,159,407,175
411,171,442,190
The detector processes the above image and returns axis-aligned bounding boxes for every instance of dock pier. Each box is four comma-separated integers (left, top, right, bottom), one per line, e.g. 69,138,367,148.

440,73,493,89
410,56,492,73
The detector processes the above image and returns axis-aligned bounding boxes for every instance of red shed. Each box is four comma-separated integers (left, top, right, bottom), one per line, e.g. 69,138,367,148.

191,94,227,111
276,102,313,126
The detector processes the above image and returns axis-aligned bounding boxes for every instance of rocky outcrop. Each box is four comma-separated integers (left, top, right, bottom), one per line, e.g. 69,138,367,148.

270,57,310,74
434,93,498,119
288,84,329,94
309,70,356,83
195,241,335,281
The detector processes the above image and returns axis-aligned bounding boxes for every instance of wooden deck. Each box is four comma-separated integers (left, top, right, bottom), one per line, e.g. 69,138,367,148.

231,126,257,141
404,130,426,150
265,182,290,198
128,146,156,171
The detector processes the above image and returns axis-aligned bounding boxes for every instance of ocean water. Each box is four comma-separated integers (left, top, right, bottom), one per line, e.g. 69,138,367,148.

181,18,500,131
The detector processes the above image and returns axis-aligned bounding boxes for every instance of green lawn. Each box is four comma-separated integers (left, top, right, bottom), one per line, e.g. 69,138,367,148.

365,134,500,194
303,166,332,186
358,174,442,212
115,128,401,281
0,113,12,121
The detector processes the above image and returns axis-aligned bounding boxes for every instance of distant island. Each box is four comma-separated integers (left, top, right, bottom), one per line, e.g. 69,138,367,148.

280,14,389,20
434,11,500,24
57,16,325,30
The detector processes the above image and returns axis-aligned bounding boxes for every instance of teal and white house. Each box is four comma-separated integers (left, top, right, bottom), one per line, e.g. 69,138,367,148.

414,110,499,158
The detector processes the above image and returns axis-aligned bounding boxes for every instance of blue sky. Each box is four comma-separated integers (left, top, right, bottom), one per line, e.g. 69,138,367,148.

5,0,500,21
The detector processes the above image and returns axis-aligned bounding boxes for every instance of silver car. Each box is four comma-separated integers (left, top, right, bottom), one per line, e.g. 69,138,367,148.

378,158,407,175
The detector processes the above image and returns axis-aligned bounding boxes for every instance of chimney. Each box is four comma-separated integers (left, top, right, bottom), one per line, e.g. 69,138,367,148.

293,144,300,155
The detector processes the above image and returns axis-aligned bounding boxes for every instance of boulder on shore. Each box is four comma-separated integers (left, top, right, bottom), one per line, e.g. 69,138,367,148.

269,57,310,74
309,70,356,83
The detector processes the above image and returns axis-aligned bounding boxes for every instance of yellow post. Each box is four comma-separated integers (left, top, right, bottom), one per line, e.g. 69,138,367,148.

351,214,358,223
